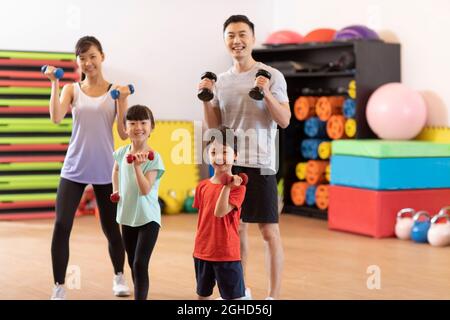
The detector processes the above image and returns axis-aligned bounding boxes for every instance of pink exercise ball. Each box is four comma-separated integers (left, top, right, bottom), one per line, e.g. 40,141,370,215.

366,83,427,140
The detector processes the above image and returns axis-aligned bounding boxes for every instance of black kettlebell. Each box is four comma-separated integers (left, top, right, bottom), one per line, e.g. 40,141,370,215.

197,71,217,101
249,69,272,100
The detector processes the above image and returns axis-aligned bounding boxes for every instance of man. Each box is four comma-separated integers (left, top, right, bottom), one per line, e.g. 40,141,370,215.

198,15,291,299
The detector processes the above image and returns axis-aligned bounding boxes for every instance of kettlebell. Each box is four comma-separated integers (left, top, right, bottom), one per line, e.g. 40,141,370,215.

411,211,431,243
395,208,415,240
428,206,450,247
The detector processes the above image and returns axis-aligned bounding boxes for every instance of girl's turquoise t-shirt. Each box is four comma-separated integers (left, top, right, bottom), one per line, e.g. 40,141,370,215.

113,145,165,227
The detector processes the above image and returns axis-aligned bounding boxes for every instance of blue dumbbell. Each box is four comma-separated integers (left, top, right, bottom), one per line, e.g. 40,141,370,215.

343,98,356,118
41,65,64,79
304,117,327,138
305,185,317,206
111,84,135,100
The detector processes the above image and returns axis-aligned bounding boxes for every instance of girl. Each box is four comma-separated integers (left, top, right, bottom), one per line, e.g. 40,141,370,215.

112,105,164,300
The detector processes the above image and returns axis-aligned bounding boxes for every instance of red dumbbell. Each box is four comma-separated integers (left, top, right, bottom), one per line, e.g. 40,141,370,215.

220,173,248,186
110,191,120,203
126,151,155,164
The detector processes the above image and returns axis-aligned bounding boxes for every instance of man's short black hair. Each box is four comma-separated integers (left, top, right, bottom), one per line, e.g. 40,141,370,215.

223,15,255,34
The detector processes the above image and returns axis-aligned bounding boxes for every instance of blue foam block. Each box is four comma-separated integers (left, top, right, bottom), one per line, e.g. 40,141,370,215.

331,155,450,190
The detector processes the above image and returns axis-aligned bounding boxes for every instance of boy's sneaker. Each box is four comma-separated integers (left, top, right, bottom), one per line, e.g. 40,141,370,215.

51,283,66,300
216,287,252,300
244,288,252,299
113,272,131,297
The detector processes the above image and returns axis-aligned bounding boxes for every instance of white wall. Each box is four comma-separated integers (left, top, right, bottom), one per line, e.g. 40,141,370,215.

272,0,450,126
0,0,274,121
2,0,449,126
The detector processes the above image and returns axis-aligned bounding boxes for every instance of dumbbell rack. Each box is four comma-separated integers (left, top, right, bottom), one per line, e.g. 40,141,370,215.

253,40,400,219
0,50,79,220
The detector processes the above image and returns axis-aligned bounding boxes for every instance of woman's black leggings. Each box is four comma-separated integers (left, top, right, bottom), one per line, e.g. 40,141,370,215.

51,177,125,284
122,222,159,300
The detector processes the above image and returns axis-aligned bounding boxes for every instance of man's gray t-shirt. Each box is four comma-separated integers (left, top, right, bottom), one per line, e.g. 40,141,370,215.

212,62,289,174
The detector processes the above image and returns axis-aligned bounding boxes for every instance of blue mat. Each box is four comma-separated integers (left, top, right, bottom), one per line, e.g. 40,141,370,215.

331,155,450,190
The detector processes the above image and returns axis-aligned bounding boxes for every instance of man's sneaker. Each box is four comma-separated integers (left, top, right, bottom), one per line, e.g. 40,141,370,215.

113,272,131,297
51,283,66,300
265,296,275,300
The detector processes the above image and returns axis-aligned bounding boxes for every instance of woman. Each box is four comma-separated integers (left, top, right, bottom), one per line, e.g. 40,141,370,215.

44,36,132,300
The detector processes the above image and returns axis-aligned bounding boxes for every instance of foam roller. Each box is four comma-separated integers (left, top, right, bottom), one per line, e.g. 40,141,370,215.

295,162,307,180
343,98,356,118
315,96,344,121
315,184,329,210
318,141,331,160
294,96,317,121
304,117,327,138
306,185,317,206
345,118,357,138
326,115,347,140
291,182,308,206
306,160,328,185
301,139,326,160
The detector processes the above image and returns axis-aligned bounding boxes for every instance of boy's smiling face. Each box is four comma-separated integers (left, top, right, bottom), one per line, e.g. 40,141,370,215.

208,140,236,174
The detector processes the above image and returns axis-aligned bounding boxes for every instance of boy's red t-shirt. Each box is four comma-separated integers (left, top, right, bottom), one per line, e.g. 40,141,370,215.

193,179,246,261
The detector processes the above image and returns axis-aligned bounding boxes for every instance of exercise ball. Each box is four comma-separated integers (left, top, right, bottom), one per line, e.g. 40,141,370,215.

366,83,427,140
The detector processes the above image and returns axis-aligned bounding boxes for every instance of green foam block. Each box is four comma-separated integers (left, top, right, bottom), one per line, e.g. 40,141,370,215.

0,162,63,171
0,137,70,144
332,139,450,158
0,50,75,61
0,87,51,95
0,174,59,190
0,193,56,202
0,99,49,106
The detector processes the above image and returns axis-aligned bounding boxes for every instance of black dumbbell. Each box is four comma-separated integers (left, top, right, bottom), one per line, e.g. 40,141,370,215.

198,71,217,101
249,69,272,100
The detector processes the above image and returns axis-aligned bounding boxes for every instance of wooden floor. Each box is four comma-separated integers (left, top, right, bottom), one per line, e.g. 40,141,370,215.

0,213,449,300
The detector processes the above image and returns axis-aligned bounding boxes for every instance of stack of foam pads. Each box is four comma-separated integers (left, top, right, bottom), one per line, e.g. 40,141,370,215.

0,50,79,220
329,140,450,238
290,82,357,212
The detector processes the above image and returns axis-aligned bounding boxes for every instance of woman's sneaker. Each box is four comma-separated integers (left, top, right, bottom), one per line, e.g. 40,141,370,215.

51,283,66,300
113,272,131,297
